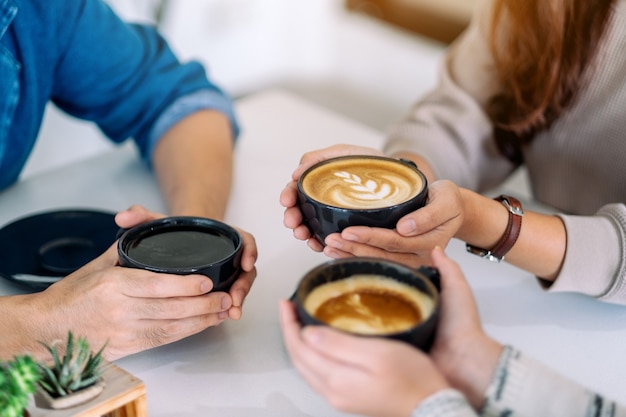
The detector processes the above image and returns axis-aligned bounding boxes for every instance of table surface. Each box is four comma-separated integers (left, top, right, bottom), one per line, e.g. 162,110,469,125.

2,89,625,416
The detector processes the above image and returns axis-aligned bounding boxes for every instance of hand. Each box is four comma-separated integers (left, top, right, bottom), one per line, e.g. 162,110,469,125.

428,246,503,409
279,302,449,417
116,205,259,320
114,204,164,229
29,243,232,360
280,144,384,252
227,227,258,320
323,180,465,267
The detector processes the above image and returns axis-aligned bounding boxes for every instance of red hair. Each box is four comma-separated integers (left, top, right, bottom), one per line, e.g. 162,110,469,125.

486,0,614,163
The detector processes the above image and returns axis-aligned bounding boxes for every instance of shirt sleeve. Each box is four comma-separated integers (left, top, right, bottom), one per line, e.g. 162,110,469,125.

383,0,516,192
479,346,626,417
412,389,479,417
50,0,238,163
546,204,626,304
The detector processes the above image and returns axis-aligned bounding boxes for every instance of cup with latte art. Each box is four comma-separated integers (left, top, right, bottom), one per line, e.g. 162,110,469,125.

297,155,428,245
291,257,440,351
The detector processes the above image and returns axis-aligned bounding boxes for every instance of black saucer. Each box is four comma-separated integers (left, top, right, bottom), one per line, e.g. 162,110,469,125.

0,209,119,292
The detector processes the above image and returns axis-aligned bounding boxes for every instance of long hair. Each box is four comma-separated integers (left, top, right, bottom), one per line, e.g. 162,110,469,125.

486,0,614,164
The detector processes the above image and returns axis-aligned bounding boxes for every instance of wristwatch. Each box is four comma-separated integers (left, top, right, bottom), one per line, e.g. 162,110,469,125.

466,195,524,262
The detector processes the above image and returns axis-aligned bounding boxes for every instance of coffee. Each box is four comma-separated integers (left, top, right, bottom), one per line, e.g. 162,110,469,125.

118,216,243,292
300,157,424,209
303,274,434,335
126,229,235,269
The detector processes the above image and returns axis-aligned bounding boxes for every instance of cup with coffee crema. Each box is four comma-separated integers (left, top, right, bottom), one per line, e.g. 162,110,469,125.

118,216,243,292
292,257,440,351
297,155,428,245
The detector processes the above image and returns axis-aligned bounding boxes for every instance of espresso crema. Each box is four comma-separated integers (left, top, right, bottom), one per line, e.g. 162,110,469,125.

303,274,434,335
301,157,424,209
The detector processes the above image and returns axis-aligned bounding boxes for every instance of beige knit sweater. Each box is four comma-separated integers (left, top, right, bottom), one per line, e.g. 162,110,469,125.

385,0,626,304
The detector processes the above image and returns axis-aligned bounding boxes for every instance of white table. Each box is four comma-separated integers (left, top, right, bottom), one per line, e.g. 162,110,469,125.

2,90,626,415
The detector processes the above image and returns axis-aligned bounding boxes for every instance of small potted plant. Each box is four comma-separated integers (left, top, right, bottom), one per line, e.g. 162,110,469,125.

0,354,40,417
34,331,107,410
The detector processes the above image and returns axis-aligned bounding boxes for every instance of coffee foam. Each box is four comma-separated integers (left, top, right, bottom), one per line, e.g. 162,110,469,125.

303,274,434,335
301,158,423,209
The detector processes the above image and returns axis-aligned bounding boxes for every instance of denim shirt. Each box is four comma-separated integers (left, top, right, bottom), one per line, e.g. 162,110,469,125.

0,0,239,191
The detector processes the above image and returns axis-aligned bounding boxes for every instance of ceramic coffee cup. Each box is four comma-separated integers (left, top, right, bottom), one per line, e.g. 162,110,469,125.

117,216,243,292
291,257,440,351
297,155,428,245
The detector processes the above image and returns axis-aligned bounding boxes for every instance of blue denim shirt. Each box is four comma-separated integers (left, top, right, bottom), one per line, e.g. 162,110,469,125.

0,0,239,191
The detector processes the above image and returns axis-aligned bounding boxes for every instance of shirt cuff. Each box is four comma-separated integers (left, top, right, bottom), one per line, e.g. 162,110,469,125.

547,204,626,303
145,89,240,165
412,389,478,417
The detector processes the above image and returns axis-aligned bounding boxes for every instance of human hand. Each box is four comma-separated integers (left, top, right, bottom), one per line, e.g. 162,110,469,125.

114,204,164,229
279,300,449,417
30,242,234,360
226,227,258,320
428,246,503,409
322,180,465,267
280,144,384,252
116,205,258,320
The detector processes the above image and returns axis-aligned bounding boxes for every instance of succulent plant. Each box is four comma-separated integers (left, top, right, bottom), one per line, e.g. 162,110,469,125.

0,354,40,417
37,331,107,398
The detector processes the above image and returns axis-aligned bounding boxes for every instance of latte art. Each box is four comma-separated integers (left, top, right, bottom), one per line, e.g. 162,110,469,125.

301,158,424,209
304,275,434,335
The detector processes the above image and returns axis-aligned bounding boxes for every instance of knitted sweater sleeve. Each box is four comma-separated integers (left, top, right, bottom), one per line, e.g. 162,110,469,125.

411,389,479,417
479,346,626,417
548,204,626,304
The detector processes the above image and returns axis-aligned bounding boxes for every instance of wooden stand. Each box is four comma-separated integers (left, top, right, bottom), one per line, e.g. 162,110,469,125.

28,362,147,417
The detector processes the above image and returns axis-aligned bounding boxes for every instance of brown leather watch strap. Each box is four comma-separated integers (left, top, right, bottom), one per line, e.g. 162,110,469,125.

466,195,524,262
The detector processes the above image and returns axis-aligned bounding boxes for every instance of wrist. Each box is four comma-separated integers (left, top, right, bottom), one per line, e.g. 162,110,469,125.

434,335,503,410
456,190,513,253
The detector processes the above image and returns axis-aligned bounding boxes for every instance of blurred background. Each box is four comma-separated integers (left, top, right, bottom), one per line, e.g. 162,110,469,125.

25,0,476,177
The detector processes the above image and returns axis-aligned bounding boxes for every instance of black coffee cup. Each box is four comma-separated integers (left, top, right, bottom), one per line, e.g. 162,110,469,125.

118,217,242,292
291,257,440,351
296,155,428,245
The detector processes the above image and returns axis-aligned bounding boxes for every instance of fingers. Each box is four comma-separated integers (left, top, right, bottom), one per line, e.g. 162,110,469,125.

396,180,463,238
227,267,258,320
430,247,477,315
279,181,299,209
114,205,164,229
293,145,384,180
237,228,258,272
278,301,345,395
323,229,431,267
118,270,214,298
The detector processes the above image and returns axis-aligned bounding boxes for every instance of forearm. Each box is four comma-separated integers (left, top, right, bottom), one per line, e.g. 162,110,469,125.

457,188,566,281
0,294,54,361
152,110,234,219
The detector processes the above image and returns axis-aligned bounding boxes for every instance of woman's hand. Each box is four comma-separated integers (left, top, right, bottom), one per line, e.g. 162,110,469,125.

428,247,503,409
280,144,384,252
279,300,449,417
323,180,465,267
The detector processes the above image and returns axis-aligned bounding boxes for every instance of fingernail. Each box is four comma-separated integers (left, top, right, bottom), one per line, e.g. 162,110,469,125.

221,296,231,310
325,236,342,249
342,231,357,241
302,327,323,344
201,279,213,293
218,311,229,320
398,219,417,235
